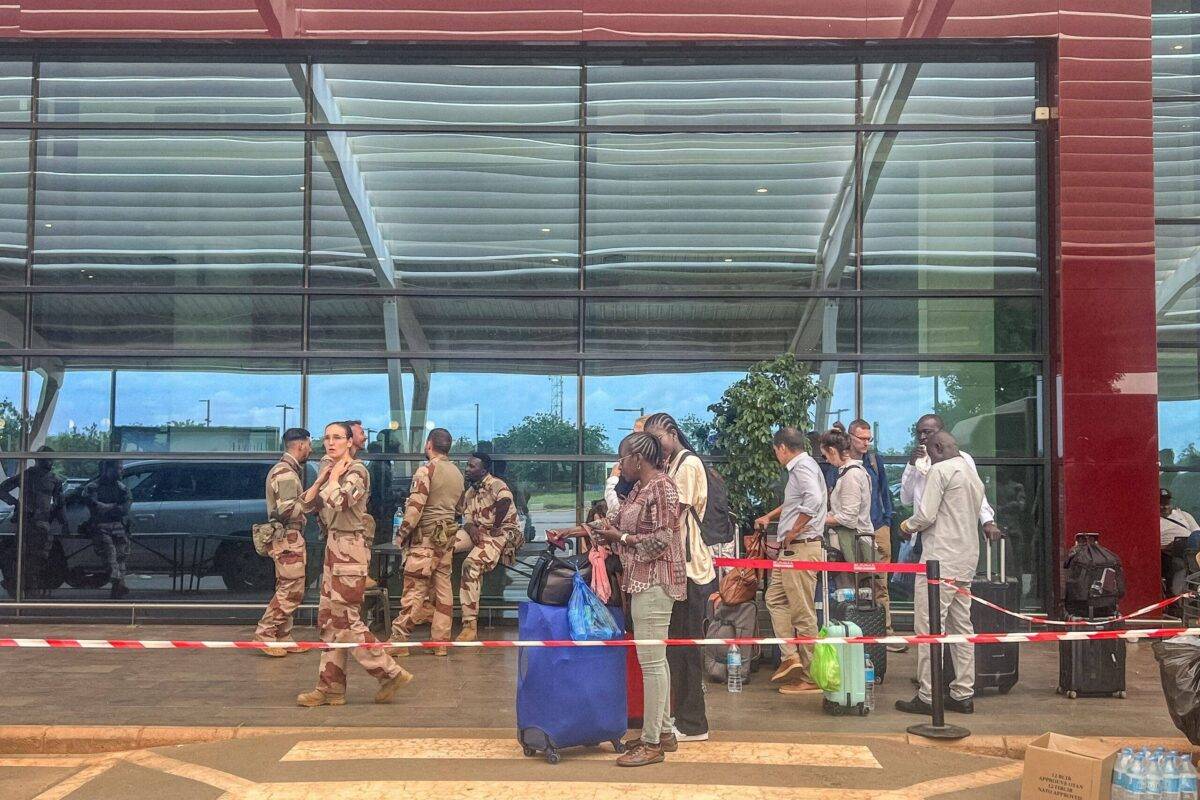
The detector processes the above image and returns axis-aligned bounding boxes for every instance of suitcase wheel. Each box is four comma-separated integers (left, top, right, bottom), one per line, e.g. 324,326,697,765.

1066,690,1078,700
998,682,1015,696
1116,691,1127,699
522,746,537,758
611,739,627,754
857,704,869,717
546,748,561,765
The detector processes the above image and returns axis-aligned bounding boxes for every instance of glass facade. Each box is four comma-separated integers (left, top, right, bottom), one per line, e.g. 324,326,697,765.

1155,2,1200,523
0,50,1048,612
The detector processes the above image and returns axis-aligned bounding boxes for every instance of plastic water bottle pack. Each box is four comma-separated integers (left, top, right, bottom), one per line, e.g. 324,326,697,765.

1113,747,1197,799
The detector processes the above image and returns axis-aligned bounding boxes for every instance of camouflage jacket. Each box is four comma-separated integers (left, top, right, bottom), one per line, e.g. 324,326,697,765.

460,474,519,539
398,454,463,540
266,453,307,531
316,460,371,534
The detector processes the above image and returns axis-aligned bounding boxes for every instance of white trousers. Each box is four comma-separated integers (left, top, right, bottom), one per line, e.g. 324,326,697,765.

914,575,975,703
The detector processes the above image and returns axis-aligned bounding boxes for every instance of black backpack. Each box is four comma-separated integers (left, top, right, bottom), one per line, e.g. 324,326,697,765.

683,453,735,547
1063,534,1126,616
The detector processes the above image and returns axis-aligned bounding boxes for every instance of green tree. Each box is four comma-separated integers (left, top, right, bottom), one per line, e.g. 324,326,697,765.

679,414,715,455
493,412,609,490
0,399,21,453
706,354,828,526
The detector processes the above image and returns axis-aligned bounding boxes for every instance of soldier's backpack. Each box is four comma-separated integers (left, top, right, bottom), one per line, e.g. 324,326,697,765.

1063,533,1125,616
685,453,735,547
703,595,760,683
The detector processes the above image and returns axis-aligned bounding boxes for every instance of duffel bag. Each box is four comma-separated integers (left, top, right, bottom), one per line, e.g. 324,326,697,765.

528,547,622,607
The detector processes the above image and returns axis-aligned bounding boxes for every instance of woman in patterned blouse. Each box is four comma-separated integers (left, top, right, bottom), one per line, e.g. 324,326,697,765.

548,432,684,767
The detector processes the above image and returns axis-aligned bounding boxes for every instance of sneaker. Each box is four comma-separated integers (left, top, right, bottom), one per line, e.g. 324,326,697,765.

778,680,822,695
894,695,933,715
296,689,346,708
673,731,709,743
456,620,478,642
945,696,975,714
771,656,803,683
616,742,665,767
374,668,414,703
624,732,677,752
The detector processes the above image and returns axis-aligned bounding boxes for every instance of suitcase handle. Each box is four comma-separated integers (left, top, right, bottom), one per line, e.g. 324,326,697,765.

984,537,1006,583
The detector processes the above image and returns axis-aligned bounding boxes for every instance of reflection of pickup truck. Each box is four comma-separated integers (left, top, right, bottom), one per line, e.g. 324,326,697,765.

0,460,411,593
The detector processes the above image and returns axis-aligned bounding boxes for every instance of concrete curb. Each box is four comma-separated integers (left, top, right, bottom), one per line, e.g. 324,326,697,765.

1,725,1196,758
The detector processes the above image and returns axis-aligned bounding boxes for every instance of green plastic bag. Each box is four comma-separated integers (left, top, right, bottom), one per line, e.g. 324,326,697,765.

811,627,841,693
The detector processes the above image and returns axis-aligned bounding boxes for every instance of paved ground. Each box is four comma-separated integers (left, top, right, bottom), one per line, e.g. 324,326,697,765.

0,729,1029,799
0,622,1182,737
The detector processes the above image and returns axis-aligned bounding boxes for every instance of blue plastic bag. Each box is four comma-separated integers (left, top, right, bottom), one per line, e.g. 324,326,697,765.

567,570,623,641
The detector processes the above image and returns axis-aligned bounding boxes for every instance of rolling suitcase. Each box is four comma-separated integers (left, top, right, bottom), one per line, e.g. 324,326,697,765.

1057,612,1127,699
821,619,870,716
516,601,628,763
970,540,1023,694
831,531,888,683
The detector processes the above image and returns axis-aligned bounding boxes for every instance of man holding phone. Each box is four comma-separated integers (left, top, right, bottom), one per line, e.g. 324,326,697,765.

900,414,1002,543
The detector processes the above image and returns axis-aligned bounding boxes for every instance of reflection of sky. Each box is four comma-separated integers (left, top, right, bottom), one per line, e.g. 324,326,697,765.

1160,400,1200,455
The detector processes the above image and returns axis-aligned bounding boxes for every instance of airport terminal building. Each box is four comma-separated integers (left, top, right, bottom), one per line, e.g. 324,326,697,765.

0,1,1194,620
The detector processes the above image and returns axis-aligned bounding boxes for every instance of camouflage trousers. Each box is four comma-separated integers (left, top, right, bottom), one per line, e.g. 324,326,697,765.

90,525,130,582
315,529,401,695
459,535,505,623
391,537,454,643
254,529,307,642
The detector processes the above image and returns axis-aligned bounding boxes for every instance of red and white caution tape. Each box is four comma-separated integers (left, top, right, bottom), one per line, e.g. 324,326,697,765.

714,557,925,574
2,626,1199,651
938,581,1191,627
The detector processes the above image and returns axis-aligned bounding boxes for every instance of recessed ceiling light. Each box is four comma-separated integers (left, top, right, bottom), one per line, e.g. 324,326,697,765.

755,187,769,194
550,258,560,263
541,227,551,233
724,258,733,262
43,223,52,228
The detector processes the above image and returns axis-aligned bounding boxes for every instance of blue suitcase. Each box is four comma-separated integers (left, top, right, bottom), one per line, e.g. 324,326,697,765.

516,601,628,763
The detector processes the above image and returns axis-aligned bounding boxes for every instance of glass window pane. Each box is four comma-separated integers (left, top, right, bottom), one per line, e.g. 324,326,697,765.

0,133,29,284
33,133,305,287
862,297,1040,355
586,133,855,291
1155,102,1200,221
862,62,1036,125
308,133,579,290
585,297,854,357
30,293,302,351
1157,224,1200,346
863,361,1043,458
309,295,578,354
583,360,856,454
313,63,580,126
1164,470,1200,528
26,357,302,452
0,293,23,350
38,62,306,124
0,357,22,451
587,61,855,126
1160,347,1200,459
0,61,30,122
1153,3,1200,98
306,359,579,455
862,132,1039,290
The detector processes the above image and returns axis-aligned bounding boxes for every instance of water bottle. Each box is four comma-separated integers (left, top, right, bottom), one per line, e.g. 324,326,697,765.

392,509,403,539
1179,756,1198,800
1114,747,1134,800
864,655,876,711
1148,752,1166,800
726,646,743,693
1129,753,1149,799
1164,753,1182,800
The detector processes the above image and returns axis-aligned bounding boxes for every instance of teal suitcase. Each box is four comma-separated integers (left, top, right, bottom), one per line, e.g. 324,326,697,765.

821,619,869,716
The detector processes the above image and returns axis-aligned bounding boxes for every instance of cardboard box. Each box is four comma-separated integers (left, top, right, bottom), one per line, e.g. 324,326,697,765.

1021,733,1120,800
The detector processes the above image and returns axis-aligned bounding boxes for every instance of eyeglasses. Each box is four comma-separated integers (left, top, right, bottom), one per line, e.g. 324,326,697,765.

851,433,873,443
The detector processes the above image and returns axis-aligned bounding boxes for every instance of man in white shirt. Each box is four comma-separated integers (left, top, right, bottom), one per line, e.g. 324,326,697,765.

895,431,987,717
900,414,1002,542
1161,488,1200,597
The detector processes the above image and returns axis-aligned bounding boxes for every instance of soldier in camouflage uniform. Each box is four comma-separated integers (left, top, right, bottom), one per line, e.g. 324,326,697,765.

80,461,133,600
456,453,521,641
390,428,463,657
297,422,412,707
255,428,312,657
0,447,68,597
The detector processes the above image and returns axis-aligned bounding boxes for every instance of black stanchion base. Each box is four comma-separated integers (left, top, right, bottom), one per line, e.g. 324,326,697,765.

907,722,972,740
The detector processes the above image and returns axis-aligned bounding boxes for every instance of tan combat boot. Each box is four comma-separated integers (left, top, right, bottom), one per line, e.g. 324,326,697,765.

260,646,288,658
296,689,345,708
456,620,477,642
389,640,410,658
374,667,415,704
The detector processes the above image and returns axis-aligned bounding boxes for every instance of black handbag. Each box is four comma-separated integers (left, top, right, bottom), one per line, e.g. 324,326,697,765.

527,547,622,607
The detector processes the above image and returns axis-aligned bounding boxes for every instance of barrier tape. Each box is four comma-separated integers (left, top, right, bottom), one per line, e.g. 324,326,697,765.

2,626,1198,651
714,557,925,574
940,581,1192,627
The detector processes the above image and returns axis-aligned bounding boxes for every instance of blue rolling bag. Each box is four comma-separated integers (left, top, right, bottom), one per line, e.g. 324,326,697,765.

516,600,628,764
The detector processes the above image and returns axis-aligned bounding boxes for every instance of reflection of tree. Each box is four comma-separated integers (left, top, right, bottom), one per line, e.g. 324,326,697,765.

451,435,475,454
679,414,715,455
45,424,108,479
0,399,21,453
493,412,609,491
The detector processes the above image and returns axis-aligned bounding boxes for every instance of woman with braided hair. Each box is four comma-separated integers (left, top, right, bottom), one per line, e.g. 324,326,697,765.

548,432,684,767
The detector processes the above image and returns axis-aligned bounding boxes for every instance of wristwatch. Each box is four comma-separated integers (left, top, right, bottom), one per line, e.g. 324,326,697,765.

620,532,629,544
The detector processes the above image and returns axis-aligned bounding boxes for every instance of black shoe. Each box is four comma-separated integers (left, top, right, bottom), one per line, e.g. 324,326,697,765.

895,695,934,715
945,696,974,714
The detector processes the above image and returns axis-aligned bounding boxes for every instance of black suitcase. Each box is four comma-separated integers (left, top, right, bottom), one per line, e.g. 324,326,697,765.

831,532,888,682
1057,613,1127,699
943,540,1022,694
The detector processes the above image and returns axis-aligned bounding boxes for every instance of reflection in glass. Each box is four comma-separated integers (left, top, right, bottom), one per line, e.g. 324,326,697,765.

308,133,579,290
584,297,854,357
586,133,855,290
583,360,856,454
1164,470,1200,530
26,357,302,453
33,133,305,286
1156,224,1200,346
0,61,31,122
0,134,29,283
38,62,306,123
1153,3,1200,98
862,132,1038,290
308,295,579,354
587,61,854,126
313,63,580,126
0,357,22,452
1154,102,1200,221
306,359,579,455
30,293,303,351
863,361,1042,458
1159,348,1200,458
862,62,1036,125
0,293,23,350
861,297,1039,355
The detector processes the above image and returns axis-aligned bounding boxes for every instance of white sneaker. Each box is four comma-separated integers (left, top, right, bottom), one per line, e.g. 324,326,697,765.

674,731,710,743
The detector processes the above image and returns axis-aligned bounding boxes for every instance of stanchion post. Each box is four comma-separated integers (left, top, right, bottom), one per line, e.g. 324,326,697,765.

907,559,970,740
